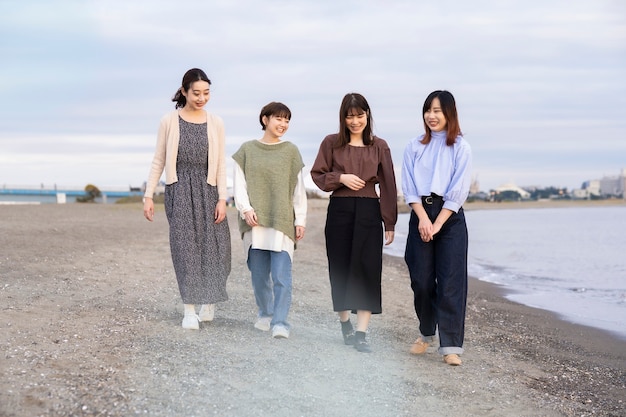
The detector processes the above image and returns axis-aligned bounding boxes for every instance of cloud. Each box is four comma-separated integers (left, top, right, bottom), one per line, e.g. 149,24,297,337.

0,0,624,191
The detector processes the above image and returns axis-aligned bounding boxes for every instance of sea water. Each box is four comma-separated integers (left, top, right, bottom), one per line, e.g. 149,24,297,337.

384,205,626,340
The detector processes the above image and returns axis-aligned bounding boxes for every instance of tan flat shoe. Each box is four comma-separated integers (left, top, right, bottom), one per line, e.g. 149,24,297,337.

409,338,429,355
443,354,462,366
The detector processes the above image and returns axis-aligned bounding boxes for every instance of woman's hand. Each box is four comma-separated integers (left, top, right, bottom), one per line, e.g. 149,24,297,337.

430,209,453,239
339,174,366,191
411,203,434,242
418,218,434,242
214,199,227,224
295,226,306,241
143,197,154,222
243,209,258,227
384,230,395,245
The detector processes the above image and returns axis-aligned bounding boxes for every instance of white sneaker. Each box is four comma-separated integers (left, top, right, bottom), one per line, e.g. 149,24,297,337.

254,316,272,332
182,314,199,330
272,325,290,339
198,304,215,322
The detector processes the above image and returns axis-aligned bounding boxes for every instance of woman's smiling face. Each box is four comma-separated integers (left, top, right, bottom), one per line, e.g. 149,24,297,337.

345,108,368,136
182,80,210,110
424,97,447,132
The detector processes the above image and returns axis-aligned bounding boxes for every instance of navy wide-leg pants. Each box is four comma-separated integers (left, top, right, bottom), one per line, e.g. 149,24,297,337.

404,198,468,353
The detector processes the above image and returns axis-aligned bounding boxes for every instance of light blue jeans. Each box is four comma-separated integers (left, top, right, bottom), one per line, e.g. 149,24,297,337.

247,248,292,328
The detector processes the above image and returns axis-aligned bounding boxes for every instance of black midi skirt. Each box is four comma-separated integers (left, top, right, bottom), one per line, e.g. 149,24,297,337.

324,197,383,314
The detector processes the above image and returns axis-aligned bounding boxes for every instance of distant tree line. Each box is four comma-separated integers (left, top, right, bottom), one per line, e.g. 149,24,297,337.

528,187,568,200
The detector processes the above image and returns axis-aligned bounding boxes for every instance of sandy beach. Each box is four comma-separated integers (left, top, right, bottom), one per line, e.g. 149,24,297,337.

1,199,624,417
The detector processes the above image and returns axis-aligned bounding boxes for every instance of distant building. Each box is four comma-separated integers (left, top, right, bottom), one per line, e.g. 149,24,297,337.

572,169,625,199
571,188,589,199
574,179,601,199
599,175,622,197
494,183,531,199
469,175,480,195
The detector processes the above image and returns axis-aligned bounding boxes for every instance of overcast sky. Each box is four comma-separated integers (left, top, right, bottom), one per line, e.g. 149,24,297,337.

1,0,625,191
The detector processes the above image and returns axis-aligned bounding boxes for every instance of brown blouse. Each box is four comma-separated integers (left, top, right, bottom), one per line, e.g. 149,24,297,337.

311,134,398,231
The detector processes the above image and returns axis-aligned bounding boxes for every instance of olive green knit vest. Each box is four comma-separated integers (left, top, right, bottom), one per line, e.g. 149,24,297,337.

232,140,304,242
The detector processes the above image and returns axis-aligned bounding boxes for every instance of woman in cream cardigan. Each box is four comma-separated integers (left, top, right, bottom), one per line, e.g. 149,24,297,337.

143,68,231,330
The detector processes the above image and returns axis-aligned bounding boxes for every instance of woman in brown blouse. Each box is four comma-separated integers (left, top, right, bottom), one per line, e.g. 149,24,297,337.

311,93,397,353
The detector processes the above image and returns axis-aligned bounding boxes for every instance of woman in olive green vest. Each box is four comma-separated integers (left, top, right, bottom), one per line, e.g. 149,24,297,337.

232,102,307,339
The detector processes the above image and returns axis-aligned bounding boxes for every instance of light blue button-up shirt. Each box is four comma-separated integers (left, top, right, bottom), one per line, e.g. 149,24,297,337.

401,130,472,213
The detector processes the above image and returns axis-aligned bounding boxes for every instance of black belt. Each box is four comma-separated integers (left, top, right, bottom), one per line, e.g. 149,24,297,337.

422,194,443,205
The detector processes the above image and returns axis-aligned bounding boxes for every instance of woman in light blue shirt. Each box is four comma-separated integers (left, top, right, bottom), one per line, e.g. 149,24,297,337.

402,90,472,366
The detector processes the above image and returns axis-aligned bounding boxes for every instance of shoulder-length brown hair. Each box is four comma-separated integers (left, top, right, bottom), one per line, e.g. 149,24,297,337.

336,93,374,147
421,90,461,146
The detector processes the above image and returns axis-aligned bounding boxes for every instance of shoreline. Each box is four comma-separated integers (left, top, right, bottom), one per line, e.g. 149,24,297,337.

306,197,626,349
379,236,626,362
388,197,626,340
1,202,624,416
392,197,626,213
464,198,626,211
384,244,626,350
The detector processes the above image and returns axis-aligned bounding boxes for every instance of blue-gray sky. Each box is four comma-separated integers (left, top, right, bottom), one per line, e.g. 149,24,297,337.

1,0,625,191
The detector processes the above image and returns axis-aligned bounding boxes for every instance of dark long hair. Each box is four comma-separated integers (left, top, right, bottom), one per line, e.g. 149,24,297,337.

172,68,211,109
420,90,461,146
337,93,374,146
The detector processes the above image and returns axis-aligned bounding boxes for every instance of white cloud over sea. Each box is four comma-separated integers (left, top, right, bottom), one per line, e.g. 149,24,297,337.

1,0,625,191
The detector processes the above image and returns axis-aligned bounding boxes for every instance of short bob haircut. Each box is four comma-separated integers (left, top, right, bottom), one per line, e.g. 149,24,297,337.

337,93,374,147
421,90,462,146
172,68,211,109
259,102,291,130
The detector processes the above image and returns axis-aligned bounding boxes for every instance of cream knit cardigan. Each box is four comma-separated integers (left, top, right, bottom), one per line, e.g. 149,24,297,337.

144,110,228,200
